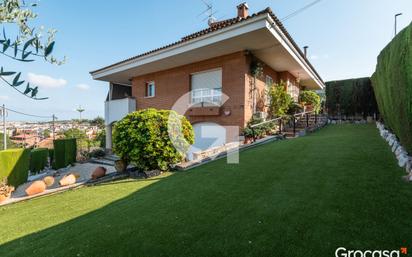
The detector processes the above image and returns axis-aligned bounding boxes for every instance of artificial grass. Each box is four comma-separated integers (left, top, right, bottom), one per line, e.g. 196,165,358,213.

0,124,411,257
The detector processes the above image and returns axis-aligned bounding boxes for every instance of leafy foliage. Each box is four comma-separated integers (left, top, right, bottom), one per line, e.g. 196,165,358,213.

53,138,76,169
90,116,105,129
29,148,48,174
113,108,194,171
0,0,65,100
299,90,321,113
242,117,273,138
267,81,292,117
325,77,378,117
371,22,412,153
0,148,30,187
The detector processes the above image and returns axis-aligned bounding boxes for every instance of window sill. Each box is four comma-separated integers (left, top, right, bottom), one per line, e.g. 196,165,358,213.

144,96,155,99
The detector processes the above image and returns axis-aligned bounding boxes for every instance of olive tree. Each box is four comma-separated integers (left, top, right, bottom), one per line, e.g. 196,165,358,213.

0,0,64,100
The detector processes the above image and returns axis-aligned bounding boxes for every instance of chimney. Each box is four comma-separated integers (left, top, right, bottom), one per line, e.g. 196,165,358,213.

303,46,308,58
237,2,249,19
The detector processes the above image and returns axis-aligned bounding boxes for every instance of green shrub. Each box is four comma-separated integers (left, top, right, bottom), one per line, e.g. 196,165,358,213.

90,148,106,158
30,148,49,174
299,90,321,113
325,77,378,117
0,148,30,187
371,22,412,152
242,117,273,138
49,149,54,168
267,81,292,118
53,138,77,169
113,108,194,171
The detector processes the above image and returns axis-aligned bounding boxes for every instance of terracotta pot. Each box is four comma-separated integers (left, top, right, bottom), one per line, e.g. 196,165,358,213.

91,166,107,179
114,160,128,172
43,176,55,187
59,174,76,186
25,180,46,196
0,194,10,203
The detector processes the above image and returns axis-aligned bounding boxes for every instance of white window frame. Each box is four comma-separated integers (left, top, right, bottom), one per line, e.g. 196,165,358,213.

145,81,155,98
190,68,222,105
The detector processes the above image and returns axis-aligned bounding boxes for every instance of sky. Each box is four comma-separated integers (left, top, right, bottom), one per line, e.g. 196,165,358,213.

0,0,411,121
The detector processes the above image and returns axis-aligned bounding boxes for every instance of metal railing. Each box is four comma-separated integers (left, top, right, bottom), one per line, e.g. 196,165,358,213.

249,111,320,141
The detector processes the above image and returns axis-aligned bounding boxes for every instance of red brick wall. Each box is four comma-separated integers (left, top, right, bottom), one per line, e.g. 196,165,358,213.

131,51,249,131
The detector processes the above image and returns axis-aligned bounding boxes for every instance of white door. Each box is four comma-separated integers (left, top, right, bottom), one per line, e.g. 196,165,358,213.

188,122,226,160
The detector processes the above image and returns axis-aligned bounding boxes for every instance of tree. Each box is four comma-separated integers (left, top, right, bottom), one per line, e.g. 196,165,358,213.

0,132,16,149
0,0,64,100
267,81,292,117
42,129,50,138
90,116,105,129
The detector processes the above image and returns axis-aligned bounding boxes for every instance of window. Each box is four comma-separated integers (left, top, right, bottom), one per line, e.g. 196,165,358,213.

286,80,299,101
265,75,273,104
145,81,155,97
191,69,222,105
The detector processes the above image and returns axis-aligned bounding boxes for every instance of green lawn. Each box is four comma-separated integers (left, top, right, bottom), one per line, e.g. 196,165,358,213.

1,124,411,257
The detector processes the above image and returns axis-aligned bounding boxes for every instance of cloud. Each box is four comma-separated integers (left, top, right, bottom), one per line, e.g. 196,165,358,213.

310,55,319,60
76,83,90,91
0,95,9,100
27,72,67,89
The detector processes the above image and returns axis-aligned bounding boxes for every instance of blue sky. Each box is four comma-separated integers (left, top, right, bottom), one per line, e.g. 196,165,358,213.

0,0,411,121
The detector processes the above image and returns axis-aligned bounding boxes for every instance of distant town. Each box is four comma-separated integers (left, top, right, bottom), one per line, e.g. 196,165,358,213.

1,118,104,149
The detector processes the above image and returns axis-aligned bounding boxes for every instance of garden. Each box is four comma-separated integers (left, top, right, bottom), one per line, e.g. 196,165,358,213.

1,124,411,257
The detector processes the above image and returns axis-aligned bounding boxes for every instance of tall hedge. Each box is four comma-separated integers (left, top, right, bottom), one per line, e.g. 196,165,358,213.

371,22,412,152
0,148,30,187
325,77,378,117
30,148,49,174
53,138,77,169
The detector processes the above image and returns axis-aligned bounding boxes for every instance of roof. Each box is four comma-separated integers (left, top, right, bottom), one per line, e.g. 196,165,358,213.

90,7,323,83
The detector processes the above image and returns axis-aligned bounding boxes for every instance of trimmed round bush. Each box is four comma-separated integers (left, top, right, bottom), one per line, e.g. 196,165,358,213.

113,108,194,171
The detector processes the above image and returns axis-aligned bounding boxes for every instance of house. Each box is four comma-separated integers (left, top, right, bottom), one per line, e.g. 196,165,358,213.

90,3,325,156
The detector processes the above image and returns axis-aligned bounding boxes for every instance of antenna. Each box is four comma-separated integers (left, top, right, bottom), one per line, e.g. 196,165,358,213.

198,0,217,26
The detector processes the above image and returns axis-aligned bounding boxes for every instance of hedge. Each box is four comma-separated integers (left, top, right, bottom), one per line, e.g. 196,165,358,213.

0,148,30,187
30,148,49,174
53,138,77,169
371,22,412,153
325,77,378,117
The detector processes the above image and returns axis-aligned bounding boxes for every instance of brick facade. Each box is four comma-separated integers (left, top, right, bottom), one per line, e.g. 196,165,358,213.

131,51,298,133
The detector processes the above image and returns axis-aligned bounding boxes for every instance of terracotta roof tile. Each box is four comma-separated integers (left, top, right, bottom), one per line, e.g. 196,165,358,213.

90,7,323,84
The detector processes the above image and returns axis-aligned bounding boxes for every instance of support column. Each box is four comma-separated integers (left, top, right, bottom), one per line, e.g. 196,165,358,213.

105,124,112,153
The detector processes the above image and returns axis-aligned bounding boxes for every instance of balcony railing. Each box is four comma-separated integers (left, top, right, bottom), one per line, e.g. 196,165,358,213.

104,97,136,125
191,88,222,105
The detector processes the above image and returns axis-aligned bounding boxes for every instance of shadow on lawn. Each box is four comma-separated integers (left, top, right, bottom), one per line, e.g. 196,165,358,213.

1,125,412,257
0,164,271,257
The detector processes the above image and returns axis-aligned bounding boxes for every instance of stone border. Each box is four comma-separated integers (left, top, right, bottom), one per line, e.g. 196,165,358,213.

376,122,412,181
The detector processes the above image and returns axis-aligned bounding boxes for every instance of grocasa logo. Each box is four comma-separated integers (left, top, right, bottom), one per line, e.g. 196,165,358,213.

335,247,408,257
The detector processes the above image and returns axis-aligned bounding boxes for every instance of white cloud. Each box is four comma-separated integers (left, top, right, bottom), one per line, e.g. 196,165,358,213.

27,72,67,89
0,95,9,100
310,55,319,60
76,83,90,91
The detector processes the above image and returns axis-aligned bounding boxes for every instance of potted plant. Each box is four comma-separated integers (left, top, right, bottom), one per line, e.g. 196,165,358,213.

0,179,14,203
114,159,129,173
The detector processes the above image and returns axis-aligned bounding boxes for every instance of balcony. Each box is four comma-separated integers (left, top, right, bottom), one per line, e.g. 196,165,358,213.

188,88,222,116
104,97,136,125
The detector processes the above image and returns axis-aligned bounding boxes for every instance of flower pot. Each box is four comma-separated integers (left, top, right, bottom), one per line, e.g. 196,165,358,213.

91,166,107,179
25,180,46,196
43,176,55,187
115,160,128,172
0,194,10,203
59,174,76,186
